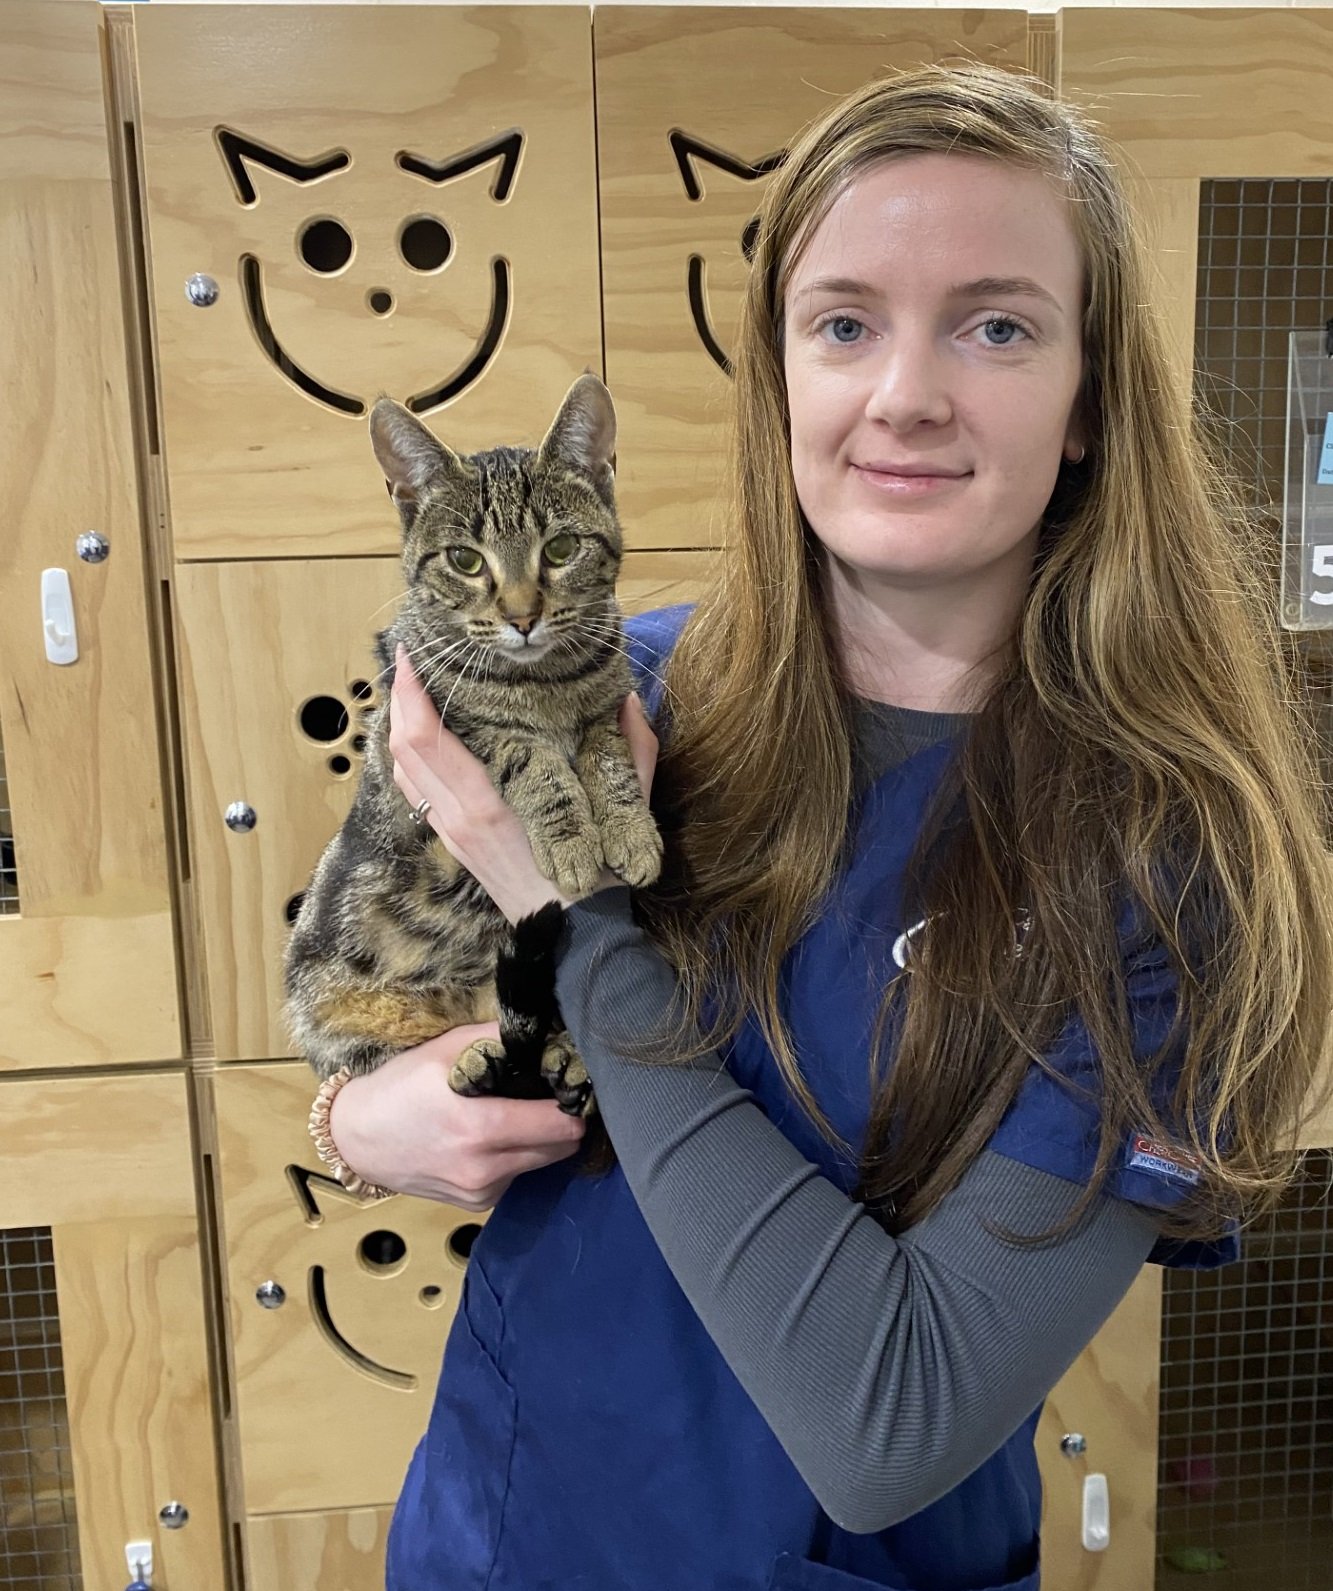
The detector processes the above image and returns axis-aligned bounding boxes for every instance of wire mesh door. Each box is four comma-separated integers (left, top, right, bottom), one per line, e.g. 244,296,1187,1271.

0,1229,82,1589
1158,1152,1333,1585
1155,171,1333,1591
1193,177,1333,779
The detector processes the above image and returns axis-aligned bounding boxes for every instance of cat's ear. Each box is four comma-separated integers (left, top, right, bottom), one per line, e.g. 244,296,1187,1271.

369,398,464,520
537,373,616,490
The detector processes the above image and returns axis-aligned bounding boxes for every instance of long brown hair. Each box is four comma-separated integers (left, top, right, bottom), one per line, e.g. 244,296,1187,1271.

640,61,1333,1244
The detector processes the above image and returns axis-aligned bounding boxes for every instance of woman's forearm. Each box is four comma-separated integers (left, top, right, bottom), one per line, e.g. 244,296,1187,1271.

555,889,1159,1532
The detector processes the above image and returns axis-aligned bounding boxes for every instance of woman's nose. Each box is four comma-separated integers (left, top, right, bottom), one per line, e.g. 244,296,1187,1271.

863,335,954,430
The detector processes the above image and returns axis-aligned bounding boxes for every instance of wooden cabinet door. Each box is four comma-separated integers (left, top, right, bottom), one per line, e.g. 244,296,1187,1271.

0,1070,228,1587
209,1063,481,1521
1039,1268,1165,1587
0,1,181,1072
131,3,604,562
172,552,709,1062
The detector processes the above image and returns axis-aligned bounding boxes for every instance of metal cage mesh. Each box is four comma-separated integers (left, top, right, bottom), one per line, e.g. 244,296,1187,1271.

1158,1152,1333,1584
0,1229,82,1588
1193,179,1332,508
1156,176,1333,1586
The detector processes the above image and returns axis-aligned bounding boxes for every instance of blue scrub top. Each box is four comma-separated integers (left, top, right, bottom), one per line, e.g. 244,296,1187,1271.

386,606,1237,1591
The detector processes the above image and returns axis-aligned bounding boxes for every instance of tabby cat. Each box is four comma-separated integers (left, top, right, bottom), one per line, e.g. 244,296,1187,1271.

283,373,661,1118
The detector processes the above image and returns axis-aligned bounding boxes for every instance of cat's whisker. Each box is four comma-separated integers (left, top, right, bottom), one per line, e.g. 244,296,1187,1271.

440,645,485,724
572,621,673,700
361,645,446,699
406,629,492,687
421,509,477,538
413,635,477,680
362,592,409,627
422,640,479,699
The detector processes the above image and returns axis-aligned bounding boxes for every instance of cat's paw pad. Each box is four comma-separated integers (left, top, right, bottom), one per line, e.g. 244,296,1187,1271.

532,830,604,899
600,812,663,888
449,1037,507,1097
541,1036,595,1118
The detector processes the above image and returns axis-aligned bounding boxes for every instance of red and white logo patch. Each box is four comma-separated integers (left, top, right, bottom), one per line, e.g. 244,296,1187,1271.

1127,1133,1202,1186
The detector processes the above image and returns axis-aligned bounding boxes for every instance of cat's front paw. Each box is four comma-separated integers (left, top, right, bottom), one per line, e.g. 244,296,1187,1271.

540,1035,596,1118
531,829,604,899
599,809,663,888
449,1037,507,1097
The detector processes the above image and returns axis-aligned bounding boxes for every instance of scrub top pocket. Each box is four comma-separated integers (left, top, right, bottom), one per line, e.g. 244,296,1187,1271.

766,1541,1042,1591
419,1270,518,1585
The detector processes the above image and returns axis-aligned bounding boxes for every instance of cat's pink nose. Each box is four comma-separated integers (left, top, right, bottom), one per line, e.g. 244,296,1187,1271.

509,615,539,637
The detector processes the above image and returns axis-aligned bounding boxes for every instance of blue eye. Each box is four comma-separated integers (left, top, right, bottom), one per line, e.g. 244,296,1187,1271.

980,316,1026,346
826,316,863,344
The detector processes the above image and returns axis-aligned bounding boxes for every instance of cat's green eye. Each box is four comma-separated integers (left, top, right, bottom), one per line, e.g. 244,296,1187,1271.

446,546,485,577
543,534,578,567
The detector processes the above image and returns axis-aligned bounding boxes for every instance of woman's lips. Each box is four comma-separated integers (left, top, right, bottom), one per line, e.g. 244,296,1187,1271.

852,464,971,495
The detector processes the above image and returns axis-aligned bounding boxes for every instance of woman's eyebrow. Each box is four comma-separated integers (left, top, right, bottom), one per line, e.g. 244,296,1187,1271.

793,274,1063,314
950,276,1064,314
792,276,876,305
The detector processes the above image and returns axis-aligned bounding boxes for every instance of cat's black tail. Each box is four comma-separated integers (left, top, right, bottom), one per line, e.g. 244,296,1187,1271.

493,901,567,1087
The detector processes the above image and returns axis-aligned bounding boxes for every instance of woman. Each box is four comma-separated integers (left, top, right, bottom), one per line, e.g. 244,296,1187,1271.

333,62,1333,1589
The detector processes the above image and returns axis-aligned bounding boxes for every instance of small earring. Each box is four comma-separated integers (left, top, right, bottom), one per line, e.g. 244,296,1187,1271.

1069,444,1086,465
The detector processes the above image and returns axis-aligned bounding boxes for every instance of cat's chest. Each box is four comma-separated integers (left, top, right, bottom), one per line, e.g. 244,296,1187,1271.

452,664,623,756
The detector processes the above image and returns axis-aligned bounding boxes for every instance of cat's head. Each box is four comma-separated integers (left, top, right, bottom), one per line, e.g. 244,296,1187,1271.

369,375,622,669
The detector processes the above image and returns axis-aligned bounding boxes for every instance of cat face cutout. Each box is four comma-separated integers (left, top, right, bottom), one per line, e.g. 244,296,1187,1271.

216,126,524,416
287,1163,480,1388
669,133,786,376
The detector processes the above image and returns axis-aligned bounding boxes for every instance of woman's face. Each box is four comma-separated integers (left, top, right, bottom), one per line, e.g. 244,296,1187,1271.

782,152,1087,594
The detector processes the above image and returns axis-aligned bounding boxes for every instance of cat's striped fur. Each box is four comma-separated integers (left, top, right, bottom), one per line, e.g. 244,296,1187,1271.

283,374,661,1116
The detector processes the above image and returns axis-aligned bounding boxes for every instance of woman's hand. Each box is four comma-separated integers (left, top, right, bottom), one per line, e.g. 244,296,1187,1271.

388,642,658,923
329,1022,586,1209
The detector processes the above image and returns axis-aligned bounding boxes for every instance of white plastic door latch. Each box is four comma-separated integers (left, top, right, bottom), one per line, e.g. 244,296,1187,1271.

41,568,79,665
124,1539,153,1583
1082,1471,1110,1551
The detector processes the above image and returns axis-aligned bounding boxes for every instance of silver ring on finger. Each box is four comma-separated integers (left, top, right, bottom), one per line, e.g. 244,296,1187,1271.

409,797,432,826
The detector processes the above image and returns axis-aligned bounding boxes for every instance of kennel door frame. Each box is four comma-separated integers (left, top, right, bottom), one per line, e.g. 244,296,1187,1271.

0,0,182,1072
0,1067,229,1589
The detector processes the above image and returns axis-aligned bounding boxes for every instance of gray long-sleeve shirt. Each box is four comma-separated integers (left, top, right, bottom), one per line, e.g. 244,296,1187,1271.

551,701,1162,1534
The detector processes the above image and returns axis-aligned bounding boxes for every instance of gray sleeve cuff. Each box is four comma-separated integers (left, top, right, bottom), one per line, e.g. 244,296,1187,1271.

554,885,704,1068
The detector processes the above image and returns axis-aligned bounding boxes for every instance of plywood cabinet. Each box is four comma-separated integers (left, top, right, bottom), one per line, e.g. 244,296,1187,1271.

0,0,181,1074
3,3,1330,1588
0,1069,228,1587
132,4,604,562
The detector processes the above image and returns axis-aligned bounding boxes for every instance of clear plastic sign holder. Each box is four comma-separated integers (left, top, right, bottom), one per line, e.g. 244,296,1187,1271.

1282,320,1333,630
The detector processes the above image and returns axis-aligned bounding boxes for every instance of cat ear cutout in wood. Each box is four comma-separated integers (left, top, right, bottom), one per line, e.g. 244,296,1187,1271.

214,125,525,416
668,132,787,376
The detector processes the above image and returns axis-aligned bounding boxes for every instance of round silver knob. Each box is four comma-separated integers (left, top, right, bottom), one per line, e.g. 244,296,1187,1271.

158,1500,190,1529
1060,1433,1087,1457
255,1280,287,1310
76,532,110,563
224,801,257,834
185,272,220,307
